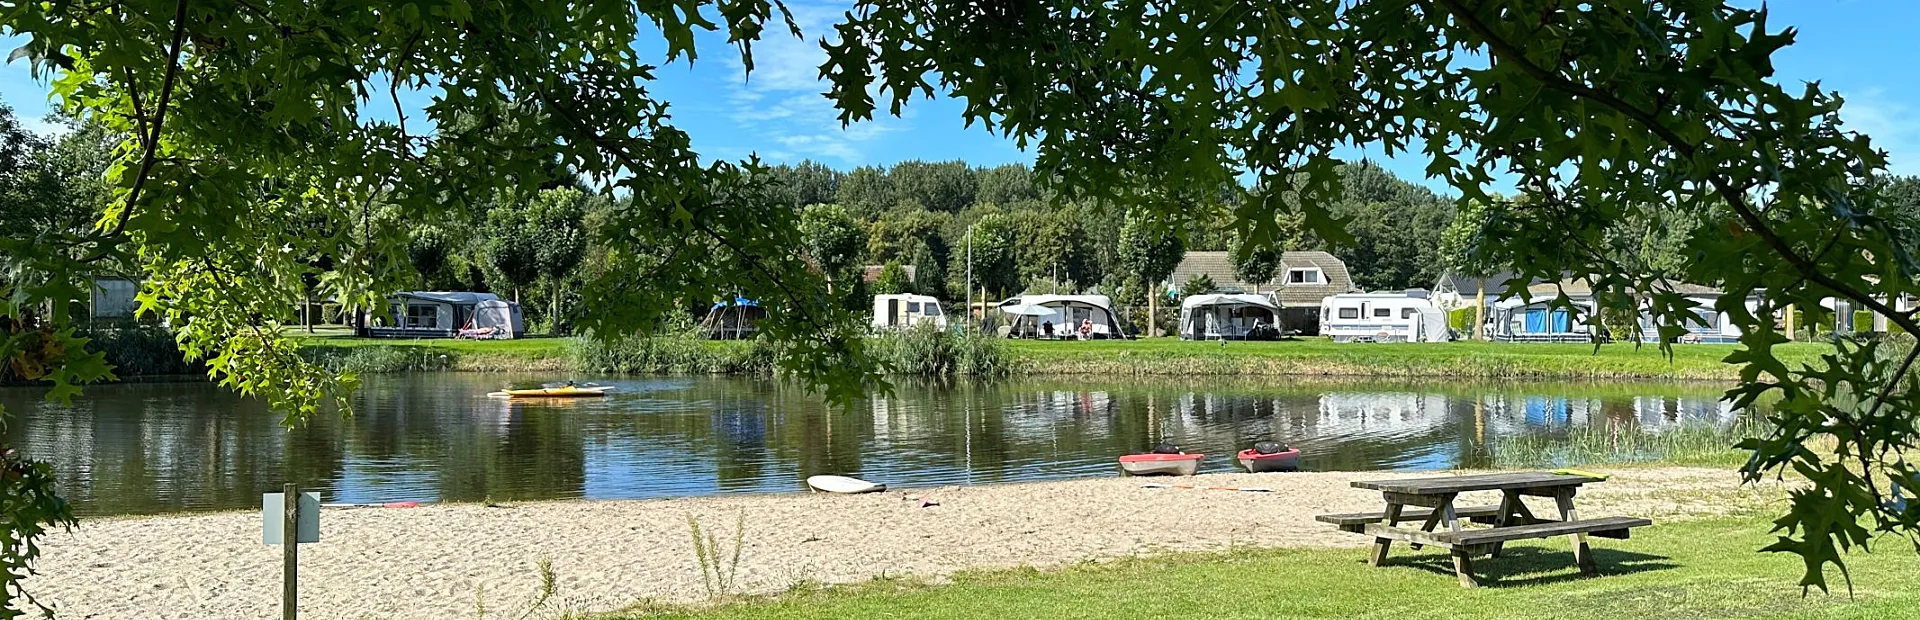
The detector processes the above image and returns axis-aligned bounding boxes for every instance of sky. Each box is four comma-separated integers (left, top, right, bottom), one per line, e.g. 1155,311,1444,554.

1,0,1915,195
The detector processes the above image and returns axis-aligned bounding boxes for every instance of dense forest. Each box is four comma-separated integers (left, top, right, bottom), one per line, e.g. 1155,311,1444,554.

394,158,1467,331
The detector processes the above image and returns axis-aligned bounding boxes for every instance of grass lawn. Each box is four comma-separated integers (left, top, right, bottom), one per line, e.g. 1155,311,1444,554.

1009,338,1833,380
616,515,1919,620
286,329,1832,380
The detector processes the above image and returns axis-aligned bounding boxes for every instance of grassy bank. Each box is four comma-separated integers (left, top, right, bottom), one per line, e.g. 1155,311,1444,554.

296,335,578,373
606,514,1917,620
288,334,1834,381
1010,339,1832,380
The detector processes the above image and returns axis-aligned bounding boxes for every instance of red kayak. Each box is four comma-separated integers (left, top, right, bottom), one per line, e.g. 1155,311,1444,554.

1237,448,1301,473
1119,453,1204,476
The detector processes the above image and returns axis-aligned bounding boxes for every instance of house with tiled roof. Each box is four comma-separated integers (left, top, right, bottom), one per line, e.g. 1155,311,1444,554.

1168,251,1357,335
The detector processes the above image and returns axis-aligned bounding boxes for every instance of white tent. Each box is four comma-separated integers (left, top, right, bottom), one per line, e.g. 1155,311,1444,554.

997,294,1121,339
1178,294,1280,340
463,299,525,339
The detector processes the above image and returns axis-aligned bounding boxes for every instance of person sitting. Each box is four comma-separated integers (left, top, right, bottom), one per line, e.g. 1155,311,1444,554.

1042,321,1054,339
1078,318,1093,340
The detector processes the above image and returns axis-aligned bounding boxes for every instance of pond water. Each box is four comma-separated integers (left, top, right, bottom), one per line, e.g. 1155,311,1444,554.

2,374,1743,516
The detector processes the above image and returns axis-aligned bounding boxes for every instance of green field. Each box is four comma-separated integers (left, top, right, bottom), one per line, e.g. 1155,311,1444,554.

286,332,1833,380
606,515,1918,620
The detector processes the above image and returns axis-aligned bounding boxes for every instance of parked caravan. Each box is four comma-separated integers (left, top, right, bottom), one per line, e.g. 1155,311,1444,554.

1319,292,1451,343
872,294,947,330
1178,294,1281,340
997,294,1123,339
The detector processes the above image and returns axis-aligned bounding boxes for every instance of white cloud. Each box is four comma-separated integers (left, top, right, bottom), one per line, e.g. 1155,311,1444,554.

714,0,908,165
19,114,69,138
1838,88,1920,176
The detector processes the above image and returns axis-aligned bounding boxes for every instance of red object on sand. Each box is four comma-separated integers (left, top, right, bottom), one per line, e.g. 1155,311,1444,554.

1236,448,1302,473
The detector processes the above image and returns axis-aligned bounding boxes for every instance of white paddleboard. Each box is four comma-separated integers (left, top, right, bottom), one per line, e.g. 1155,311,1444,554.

806,475,886,494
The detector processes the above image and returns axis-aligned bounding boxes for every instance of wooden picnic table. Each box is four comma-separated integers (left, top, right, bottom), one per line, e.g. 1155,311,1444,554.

1315,472,1651,587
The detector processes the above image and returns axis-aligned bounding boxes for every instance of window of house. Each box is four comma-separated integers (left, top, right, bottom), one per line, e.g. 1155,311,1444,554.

1287,268,1323,284
1338,307,1360,319
406,304,438,328
1373,307,1391,318
1402,308,1417,319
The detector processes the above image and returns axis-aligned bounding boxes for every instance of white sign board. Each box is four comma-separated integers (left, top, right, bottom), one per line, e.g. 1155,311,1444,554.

263,492,320,545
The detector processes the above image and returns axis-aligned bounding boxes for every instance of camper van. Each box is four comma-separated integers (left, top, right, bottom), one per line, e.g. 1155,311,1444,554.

872,294,948,330
1319,292,1451,343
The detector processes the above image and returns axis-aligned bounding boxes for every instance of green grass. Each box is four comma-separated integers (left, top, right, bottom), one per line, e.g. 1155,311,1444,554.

606,515,1920,620
286,332,1834,380
1009,339,1833,380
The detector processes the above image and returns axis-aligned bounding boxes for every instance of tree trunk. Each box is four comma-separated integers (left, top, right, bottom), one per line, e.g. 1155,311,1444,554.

551,280,562,337
1474,284,1486,341
304,292,315,333
1148,286,1158,338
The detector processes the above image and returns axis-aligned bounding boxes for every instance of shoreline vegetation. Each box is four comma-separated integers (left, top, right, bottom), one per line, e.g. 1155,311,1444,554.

292,332,1829,381
12,326,1831,386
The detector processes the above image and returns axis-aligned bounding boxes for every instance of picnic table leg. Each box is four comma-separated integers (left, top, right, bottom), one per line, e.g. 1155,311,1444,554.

1370,503,1403,566
1554,489,1597,574
1451,548,1478,588
1410,504,1443,551
1490,490,1520,558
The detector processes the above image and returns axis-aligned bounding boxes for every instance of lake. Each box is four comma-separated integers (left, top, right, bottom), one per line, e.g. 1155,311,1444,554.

2,374,1743,516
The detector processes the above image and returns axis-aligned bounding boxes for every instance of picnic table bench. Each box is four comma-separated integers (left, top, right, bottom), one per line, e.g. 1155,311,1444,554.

1315,472,1651,587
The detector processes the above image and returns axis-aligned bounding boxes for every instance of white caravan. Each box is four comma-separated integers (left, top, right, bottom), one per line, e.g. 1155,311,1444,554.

872,294,948,330
1319,292,1451,343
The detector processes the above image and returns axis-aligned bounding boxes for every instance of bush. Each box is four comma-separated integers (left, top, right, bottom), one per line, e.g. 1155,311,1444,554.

85,326,201,377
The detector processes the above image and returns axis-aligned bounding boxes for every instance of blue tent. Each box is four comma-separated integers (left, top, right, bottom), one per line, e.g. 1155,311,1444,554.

710,297,760,311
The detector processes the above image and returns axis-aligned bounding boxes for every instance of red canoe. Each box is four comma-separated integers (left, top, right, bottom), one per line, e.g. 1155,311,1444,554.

1119,453,1204,476
1237,448,1301,473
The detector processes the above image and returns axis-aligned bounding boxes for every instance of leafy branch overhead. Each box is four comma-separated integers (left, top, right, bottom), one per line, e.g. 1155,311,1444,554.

822,0,1920,590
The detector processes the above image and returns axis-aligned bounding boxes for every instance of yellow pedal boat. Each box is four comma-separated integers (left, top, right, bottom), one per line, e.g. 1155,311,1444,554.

487,385,614,398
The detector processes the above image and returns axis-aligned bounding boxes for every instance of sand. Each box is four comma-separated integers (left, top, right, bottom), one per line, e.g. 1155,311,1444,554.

29,468,1785,619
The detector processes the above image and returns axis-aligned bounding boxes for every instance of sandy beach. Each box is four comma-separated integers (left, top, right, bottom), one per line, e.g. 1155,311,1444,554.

30,468,1782,619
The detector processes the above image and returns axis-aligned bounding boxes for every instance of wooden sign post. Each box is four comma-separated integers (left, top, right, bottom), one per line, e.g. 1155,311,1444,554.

264,484,319,620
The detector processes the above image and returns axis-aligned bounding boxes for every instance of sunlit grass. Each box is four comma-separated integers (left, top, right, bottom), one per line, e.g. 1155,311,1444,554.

599,515,1920,620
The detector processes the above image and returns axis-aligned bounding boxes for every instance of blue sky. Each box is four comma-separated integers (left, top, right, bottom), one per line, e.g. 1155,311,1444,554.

2,0,1914,194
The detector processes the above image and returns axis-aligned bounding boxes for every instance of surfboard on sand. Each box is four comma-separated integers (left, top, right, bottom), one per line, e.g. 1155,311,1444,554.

806,475,886,494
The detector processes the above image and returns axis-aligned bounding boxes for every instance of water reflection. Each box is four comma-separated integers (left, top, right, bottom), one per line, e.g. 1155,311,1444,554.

2,375,1742,516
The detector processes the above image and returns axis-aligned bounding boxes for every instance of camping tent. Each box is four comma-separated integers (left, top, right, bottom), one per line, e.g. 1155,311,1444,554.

461,299,525,339
1178,294,1280,340
996,294,1122,339
702,298,766,340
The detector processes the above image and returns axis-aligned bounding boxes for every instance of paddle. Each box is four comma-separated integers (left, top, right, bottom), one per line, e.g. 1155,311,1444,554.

320,501,423,509
1140,483,1271,493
